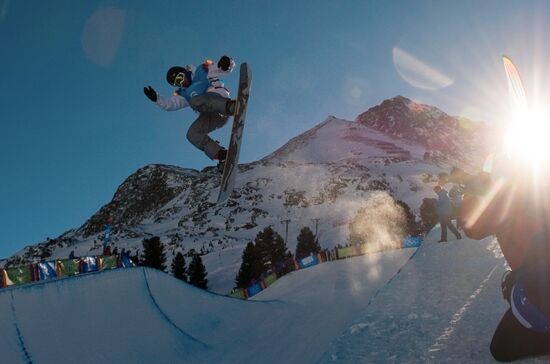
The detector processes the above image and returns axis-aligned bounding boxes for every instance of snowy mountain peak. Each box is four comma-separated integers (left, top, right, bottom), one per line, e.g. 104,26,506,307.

356,96,482,157
260,116,345,163
371,95,448,120
390,95,444,116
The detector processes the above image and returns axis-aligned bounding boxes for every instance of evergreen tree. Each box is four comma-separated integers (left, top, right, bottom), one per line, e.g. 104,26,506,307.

255,226,291,269
141,236,167,271
235,242,264,288
171,252,187,282
295,226,321,260
188,254,208,289
131,250,141,266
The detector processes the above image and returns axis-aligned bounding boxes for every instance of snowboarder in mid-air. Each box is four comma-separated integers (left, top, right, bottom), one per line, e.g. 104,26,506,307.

143,55,236,172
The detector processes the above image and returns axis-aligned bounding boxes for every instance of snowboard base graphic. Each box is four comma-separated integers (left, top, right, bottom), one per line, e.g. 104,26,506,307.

216,63,251,204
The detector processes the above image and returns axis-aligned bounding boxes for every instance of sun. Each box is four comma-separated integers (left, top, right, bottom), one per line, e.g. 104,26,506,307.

504,107,550,168
499,56,550,171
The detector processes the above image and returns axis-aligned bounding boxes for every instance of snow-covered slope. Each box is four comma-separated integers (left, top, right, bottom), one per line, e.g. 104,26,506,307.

4,96,493,294
1,249,413,363
320,236,507,363
4,226,547,363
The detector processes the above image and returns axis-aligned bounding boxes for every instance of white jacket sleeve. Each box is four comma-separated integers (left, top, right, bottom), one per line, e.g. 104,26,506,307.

207,58,236,79
206,58,236,98
155,93,189,111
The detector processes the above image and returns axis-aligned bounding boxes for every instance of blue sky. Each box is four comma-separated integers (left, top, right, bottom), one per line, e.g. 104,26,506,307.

2,0,550,258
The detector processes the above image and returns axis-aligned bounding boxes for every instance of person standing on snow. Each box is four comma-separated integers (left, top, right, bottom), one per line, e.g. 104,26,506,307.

143,56,237,171
449,167,470,230
449,183,465,230
434,185,462,243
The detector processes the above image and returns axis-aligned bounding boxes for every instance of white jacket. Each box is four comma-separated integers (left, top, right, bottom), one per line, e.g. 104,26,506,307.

156,58,236,111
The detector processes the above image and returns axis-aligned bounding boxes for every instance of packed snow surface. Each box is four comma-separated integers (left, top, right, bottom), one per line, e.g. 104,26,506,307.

2,226,548,363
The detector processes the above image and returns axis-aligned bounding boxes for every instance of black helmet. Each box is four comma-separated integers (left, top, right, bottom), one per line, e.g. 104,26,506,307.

166,66,191,87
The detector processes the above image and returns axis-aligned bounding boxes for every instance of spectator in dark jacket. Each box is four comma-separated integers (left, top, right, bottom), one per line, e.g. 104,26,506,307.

449,184,465,230
434,185,462,242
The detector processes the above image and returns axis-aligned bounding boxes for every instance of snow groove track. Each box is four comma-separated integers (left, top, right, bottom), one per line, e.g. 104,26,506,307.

0,252,422,364
142,268,211,350
9,290,33,364
0,289,31,363
360,242,424,313
0,267,210,363
0,266,302,364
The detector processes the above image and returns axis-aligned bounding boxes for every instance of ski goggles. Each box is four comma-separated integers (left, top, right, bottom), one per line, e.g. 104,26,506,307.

173,72,188,88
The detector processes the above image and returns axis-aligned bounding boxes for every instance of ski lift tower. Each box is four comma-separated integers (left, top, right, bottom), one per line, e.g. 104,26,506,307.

281,219,291,246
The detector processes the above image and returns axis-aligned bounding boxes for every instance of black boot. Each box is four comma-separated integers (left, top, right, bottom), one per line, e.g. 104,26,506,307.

216,148,227,174
225,99,236,116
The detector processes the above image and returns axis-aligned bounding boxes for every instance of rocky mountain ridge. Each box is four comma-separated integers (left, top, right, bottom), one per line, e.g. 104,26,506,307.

3,96,492,292
356,95,490,158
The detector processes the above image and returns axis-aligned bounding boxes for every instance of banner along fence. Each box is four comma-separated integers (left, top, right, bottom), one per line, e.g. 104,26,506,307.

0,253,135,289
229,236,423,299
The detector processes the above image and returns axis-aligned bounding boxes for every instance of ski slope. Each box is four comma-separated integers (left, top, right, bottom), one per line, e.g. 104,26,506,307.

0,251,413,364
2,226,548,363
320,235,550,363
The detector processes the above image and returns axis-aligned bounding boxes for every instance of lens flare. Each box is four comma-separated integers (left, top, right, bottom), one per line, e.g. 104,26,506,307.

392,46,454,90
81,6,126,67
503,56,527,111
482,153,494,173
0,0,9,22
463,176,505,230
350,87,362,99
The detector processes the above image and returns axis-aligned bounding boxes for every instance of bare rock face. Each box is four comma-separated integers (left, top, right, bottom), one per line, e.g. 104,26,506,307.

356,95,485,157
78,164,199,237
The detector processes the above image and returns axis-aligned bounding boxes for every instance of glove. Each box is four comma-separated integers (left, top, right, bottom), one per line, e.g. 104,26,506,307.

218,56,232,71
143,86,157,102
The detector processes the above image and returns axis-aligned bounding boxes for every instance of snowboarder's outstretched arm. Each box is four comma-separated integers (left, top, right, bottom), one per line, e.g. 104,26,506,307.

143,86,189,111
155,93,189,111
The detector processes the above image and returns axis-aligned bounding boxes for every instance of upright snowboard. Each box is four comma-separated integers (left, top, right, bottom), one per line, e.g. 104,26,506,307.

216,63,252,204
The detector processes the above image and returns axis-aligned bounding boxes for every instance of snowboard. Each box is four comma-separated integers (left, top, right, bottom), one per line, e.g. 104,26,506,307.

216,63,252,204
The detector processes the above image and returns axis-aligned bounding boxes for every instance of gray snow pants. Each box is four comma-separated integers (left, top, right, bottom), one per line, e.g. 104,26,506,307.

187,92,230,160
